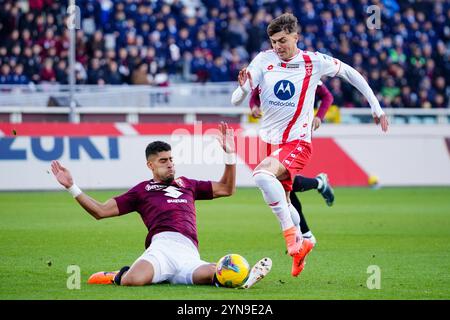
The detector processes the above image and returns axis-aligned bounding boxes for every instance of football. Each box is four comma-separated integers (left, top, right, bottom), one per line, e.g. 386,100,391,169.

215,254,250,288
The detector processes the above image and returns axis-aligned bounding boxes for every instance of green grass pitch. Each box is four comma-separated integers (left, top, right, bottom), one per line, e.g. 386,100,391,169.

0,187,449,300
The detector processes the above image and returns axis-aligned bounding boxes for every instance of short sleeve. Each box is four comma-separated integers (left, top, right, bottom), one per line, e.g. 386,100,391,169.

316,52,342,77
191,179,214,200
246,52,264,88
114,185,139,215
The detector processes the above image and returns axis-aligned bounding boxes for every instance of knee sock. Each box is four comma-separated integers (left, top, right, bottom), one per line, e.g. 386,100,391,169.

292,175,319,192
253,170,294,231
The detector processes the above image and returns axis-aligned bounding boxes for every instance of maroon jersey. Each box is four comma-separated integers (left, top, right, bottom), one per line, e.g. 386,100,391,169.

114,177,213,249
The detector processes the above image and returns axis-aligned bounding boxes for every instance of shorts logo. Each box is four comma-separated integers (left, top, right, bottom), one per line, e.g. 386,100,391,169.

274,80,295,101
267,65,273,70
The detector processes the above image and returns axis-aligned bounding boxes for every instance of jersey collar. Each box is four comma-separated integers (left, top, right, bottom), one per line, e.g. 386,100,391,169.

280,48,301,63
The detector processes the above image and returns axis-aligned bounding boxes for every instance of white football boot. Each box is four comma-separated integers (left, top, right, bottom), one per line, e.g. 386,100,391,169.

240,257,272,289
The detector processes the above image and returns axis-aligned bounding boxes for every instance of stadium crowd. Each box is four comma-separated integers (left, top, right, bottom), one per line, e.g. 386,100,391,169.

0,0,449,109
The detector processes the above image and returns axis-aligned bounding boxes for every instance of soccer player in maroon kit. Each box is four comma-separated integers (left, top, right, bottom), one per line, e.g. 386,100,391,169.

51,123,267,287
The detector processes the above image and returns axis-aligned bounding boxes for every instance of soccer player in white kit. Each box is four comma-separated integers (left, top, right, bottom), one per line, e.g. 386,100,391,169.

231,13,389,277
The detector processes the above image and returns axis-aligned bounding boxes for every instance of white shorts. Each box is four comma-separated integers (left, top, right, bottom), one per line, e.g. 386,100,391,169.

132,231,211,285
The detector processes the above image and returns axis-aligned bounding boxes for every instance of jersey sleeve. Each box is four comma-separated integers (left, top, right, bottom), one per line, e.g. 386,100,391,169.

316,52,342,77
114,184,139,215
246,52,264,88
191,179,214,200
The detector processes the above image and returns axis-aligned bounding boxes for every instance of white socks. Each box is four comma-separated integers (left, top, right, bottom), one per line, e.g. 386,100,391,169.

253,170,294,231
317,177,324,190
288,203,301,234
303,231,312,238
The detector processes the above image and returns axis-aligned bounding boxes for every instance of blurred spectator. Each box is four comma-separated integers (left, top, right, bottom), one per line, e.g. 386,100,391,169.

381,77,401,107
39,58,56,83
0,0,447,109
87,58,106,85
104,61,122,85
11,64,29,85
131,62,152,85
55,60,68,85
0,64,12,85
400,86,419,108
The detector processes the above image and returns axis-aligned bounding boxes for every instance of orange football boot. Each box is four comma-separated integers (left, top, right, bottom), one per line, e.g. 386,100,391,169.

87,271,118,285
291,239,314,277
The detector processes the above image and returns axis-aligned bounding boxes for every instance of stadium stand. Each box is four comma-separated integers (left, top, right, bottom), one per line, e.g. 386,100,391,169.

0,0,449,109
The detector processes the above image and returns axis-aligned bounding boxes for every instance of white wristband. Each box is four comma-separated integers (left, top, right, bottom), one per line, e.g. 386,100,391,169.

67,184,82,198
224,152,236,165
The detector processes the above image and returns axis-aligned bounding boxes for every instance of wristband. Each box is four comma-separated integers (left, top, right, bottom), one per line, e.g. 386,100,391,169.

67,184,82,198
224,152,236,165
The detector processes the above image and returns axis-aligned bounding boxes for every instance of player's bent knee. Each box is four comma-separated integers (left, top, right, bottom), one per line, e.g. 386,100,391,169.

120,260,155,286
253,170,276,189
121,273,152,286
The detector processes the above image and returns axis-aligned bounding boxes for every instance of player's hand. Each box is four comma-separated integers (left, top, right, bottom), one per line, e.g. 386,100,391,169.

373,113,389,132
218,121,236,154
51,160,74,188
238,68,253,90
251,106,262,119
312,117,322,131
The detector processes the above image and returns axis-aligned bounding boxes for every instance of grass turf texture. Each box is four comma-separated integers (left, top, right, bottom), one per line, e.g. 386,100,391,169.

0,187,449,300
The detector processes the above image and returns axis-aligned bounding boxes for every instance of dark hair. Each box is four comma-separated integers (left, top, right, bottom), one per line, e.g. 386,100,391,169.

145,141,171,159
267,13,299,37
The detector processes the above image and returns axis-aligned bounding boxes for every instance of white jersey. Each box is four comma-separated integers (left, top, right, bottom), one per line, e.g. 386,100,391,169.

247,49,341,144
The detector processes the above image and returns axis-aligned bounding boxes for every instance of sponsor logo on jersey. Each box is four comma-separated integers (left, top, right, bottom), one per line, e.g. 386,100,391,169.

167,199,188,203
146,184,166,191
268,100,296,107
163,186,183,199
277,62,300,69
145,184,185,198
274,80,295,101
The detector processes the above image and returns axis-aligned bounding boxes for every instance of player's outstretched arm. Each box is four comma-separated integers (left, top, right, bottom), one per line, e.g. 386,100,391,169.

231,68,253,106
211,122,236,198
51,160,120,220
336,63,389,132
